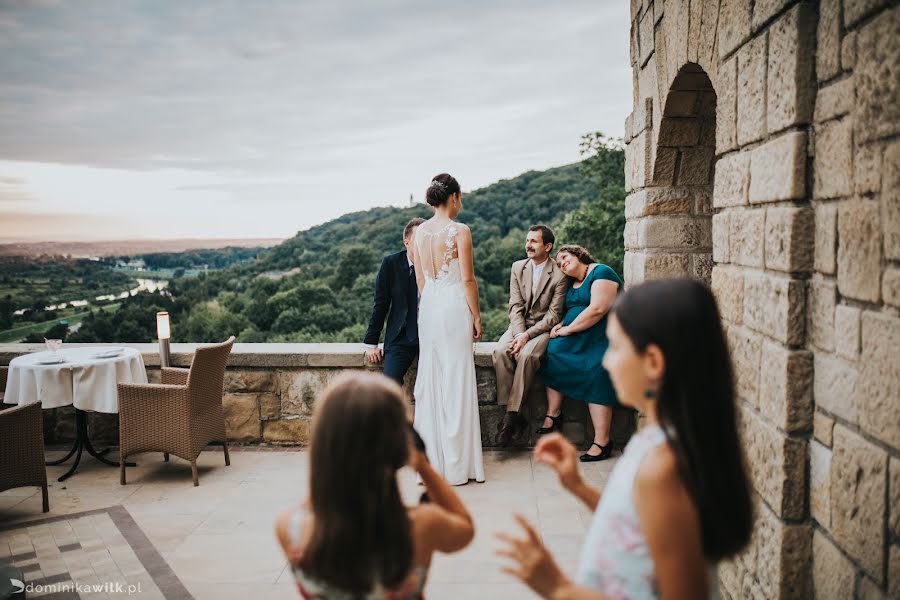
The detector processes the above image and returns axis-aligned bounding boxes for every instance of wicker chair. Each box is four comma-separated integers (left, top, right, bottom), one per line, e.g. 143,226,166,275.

117,337,235,487
0,402,50,512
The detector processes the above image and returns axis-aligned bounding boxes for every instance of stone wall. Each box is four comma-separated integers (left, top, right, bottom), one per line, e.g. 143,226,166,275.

0,343,635,450
626,0,899,597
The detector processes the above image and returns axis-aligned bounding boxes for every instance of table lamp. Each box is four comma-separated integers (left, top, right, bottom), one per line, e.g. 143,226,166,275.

156,311,171,367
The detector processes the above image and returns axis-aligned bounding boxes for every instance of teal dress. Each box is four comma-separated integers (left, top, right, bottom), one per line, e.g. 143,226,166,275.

539,264,622,406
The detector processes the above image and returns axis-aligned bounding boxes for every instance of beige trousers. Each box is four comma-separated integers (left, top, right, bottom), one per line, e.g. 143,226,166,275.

492,328,550,413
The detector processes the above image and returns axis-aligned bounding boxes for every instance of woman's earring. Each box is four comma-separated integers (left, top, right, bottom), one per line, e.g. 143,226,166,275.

644,389,656,399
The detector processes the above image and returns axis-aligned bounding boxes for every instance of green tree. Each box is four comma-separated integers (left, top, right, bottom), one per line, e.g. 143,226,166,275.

560,132,626,277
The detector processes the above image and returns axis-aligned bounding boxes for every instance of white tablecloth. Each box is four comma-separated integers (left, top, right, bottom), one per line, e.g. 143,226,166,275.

3,347,148,414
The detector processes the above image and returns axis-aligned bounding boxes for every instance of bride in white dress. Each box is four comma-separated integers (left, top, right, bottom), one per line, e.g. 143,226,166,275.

411,173,485,485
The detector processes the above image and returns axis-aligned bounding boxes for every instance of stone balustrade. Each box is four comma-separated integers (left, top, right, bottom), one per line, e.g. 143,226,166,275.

0,343,635,448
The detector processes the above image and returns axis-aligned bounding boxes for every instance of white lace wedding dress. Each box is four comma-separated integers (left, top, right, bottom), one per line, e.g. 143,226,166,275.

413,221,485,485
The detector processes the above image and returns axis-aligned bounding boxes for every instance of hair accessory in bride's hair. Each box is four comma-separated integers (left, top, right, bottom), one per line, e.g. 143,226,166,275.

429,180,446,191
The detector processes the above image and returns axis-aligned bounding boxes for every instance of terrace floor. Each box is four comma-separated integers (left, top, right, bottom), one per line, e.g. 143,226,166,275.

1,447,618,600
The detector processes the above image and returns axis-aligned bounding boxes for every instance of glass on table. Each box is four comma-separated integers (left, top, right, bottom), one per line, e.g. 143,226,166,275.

44,338,63,355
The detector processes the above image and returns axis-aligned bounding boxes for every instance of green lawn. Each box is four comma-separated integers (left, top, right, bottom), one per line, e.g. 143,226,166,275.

0,303,120,343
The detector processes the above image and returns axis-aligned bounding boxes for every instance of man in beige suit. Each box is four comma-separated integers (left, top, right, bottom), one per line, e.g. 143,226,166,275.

493,225,568,446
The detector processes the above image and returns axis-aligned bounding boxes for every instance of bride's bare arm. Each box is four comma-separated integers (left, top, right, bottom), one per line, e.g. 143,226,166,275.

456,225,482,335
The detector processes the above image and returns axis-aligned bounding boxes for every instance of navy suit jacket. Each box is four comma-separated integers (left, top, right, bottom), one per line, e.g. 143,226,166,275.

363,250,417,347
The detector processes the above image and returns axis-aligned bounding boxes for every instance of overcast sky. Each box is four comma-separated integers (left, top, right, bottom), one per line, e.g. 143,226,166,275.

0,0,631,241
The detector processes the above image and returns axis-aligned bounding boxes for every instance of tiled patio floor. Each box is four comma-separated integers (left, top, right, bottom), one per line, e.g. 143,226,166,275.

1,446,617,600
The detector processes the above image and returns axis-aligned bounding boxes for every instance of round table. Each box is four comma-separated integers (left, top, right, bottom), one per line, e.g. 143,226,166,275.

3,346,148,481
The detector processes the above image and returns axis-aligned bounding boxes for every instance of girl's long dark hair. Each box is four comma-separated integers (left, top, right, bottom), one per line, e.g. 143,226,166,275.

612,278,753,561
300,373,413,593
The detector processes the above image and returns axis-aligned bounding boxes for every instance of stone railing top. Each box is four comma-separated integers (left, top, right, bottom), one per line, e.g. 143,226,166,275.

0,342,499,368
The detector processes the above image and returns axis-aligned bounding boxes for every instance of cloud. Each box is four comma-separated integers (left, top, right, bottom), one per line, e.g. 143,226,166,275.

0,0,631,239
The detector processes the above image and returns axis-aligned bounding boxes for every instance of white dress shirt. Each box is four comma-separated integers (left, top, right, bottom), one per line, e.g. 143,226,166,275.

517,258,549,340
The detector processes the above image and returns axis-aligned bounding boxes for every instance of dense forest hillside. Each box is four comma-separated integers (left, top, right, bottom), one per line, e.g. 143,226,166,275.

61,134,626,343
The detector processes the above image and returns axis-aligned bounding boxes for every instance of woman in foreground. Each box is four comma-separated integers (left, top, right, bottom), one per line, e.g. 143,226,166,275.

275,372,475,599
498,278,753,599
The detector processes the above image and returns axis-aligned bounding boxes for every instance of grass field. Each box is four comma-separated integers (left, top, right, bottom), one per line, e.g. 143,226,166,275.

0,303,120,343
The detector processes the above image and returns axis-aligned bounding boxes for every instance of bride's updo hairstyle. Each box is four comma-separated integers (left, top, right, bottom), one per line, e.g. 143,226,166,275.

425,173,461,207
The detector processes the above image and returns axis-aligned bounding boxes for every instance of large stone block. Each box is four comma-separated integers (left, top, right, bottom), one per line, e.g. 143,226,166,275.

691,253,713,282
767,4,816,133
638,3,655,67
764,206,813,273
752,0,791,31
625,187,692,218
727,326,761,406
262,417,311,445
258,392,281,419
643,253,691,279
677,147,715,185
718,0,752,58
810,440,832,528
855,7,900,143
814,354,859,425
224,369,277,393
814,202,837,275
808,278,837,352
639,216,712,250
855,142,882,195
652,146,678,184
279,370,326,416
629,130,650,192
749,132,807,204
715,56,738,154
845,0,893,29
711,265,744,324
838,199,882,302
624,220,639,250
814,118,853,199
698,0,719,67
748,500,812,599
736,34,767,145
729,208,765,267
758,343,813,432
884,140,900,260
812,530,856,598
858,312,900,448
814,76,854,123
814,410,834,447
743,271,806,346
817,0,841,82
831,424,887,583
713,151,749,207
739,406,807,519
882,267,900,307
222,393,261,442
712,211,730,263
834,304,862,360
842,30,857,71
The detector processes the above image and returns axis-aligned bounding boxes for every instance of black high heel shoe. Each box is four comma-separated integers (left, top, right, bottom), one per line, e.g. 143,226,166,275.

579,441,613,462
536,413,562,435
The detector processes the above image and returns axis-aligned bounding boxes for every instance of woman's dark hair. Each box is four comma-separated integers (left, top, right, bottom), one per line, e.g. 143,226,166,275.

300,373,413,593
425,173,461,207
611,278,753,561
555,244,595,265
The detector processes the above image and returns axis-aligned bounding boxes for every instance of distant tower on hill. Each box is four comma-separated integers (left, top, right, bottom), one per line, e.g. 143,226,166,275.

409,193,415,206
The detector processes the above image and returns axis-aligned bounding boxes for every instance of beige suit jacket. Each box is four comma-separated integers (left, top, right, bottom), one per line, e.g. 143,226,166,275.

508,258,568,339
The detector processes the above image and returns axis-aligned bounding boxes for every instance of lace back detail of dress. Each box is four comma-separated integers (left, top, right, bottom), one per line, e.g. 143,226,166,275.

416,223,461,285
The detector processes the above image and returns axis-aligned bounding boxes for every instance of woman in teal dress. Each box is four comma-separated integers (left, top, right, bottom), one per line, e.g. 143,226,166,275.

538,244,622,462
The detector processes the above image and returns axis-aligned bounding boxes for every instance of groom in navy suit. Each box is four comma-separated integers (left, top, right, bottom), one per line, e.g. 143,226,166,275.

363,218,426,385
